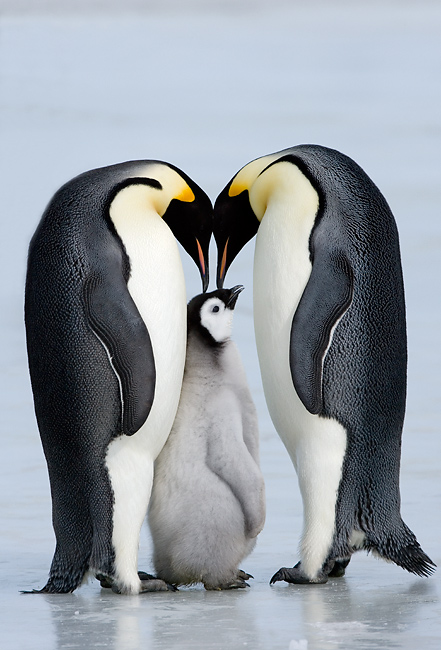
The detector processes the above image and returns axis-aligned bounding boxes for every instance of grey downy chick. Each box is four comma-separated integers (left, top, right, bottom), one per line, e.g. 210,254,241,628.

148,286,266,590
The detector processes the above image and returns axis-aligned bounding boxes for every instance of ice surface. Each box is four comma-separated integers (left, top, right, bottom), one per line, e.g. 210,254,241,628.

0,1,440,648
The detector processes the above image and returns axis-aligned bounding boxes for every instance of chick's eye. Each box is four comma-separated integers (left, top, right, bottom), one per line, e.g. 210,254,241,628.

212,305,220,313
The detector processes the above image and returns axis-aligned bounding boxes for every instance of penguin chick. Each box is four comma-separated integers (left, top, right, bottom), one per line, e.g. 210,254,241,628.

148,286,265,590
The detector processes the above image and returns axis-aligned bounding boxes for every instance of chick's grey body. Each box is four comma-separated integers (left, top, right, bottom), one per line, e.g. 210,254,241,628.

148,288,265,589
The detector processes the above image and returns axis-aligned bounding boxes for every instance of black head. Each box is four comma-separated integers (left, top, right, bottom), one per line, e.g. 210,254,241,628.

213,151,290,288
161,163,213,292
213,183,259,289
187,285,244,346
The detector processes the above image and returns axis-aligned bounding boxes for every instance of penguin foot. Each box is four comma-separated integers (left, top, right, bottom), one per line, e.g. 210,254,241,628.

327,558,351,578
138,571,178,592
96,573,113,589
204,570,253,590
97,571,177,593
237,569,254,581
270,562,328,585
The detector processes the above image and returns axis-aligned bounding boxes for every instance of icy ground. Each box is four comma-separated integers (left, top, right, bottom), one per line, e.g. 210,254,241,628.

0,1,440,648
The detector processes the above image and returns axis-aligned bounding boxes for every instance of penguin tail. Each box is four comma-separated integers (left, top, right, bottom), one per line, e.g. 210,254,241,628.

392,545,436,578
366,523,436,578
39,564,89,593
23,571,86,594
33,543,92,593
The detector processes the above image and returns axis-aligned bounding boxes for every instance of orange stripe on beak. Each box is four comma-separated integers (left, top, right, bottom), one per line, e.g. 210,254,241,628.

220,238,229,282
196,238,205,277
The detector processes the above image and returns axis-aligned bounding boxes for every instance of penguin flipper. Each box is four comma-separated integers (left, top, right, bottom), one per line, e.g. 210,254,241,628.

290,251,353,415
206,392,265,538
84,275,156,435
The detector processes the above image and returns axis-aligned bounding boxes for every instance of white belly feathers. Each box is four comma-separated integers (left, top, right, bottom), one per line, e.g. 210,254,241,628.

106,193,187,592
253,180,347,579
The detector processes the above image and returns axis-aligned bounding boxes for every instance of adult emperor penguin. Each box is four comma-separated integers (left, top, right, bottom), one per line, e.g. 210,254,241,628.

213,144,435,583
148,286,266,590
25,160,212,594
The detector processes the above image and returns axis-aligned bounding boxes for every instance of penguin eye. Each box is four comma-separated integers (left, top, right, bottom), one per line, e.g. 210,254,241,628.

212,305,220,313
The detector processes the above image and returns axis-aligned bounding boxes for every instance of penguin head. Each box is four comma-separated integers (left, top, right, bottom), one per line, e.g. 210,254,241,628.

159,162,212,292
213,150,319,288
187,285,244,346
108,161,212,291
213,153,283,288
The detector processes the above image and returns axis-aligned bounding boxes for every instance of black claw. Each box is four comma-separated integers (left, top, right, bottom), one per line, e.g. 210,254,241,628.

270,568,290,585
270,562,328,585
237,570,254,581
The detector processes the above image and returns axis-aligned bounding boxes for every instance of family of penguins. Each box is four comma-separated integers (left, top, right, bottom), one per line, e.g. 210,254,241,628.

24,145,435,595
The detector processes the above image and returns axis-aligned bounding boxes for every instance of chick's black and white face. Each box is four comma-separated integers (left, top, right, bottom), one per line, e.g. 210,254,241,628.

199,297,233,343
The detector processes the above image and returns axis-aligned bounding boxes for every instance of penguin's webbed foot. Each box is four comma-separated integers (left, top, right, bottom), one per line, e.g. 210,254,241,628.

96,571,177,593
96,573,113,589
327,558,351,578
237,569,254,581
205,570,253,590
138,570,178,592
270,562,328,585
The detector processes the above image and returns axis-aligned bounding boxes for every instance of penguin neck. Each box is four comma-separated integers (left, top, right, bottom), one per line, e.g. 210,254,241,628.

249,160,319,224
109,198,165,272
253,165,319,322
108,194,183,317
184,331,229,385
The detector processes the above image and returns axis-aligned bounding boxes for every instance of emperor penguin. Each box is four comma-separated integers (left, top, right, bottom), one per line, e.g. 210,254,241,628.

213,145,435,584
24,160,212,594
148,286,266,590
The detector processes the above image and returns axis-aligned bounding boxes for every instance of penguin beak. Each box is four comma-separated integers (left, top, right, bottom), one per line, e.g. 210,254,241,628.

214,187,260,289
196,238,209,292
218,238,229,289
226,285,244,309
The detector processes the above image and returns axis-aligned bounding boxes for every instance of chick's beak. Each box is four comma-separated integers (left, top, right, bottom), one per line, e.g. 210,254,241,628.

226,285,244,309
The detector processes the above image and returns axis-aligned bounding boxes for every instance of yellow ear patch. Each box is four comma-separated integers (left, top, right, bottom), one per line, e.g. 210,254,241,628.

175,185,195,203
227,153,283,199
228,181,248,197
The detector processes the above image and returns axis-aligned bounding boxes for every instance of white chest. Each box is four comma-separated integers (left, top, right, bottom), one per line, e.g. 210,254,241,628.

104,208,188,590
253,197,318,462
250,162,348,578
124,214,187,451
107,199,187,462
